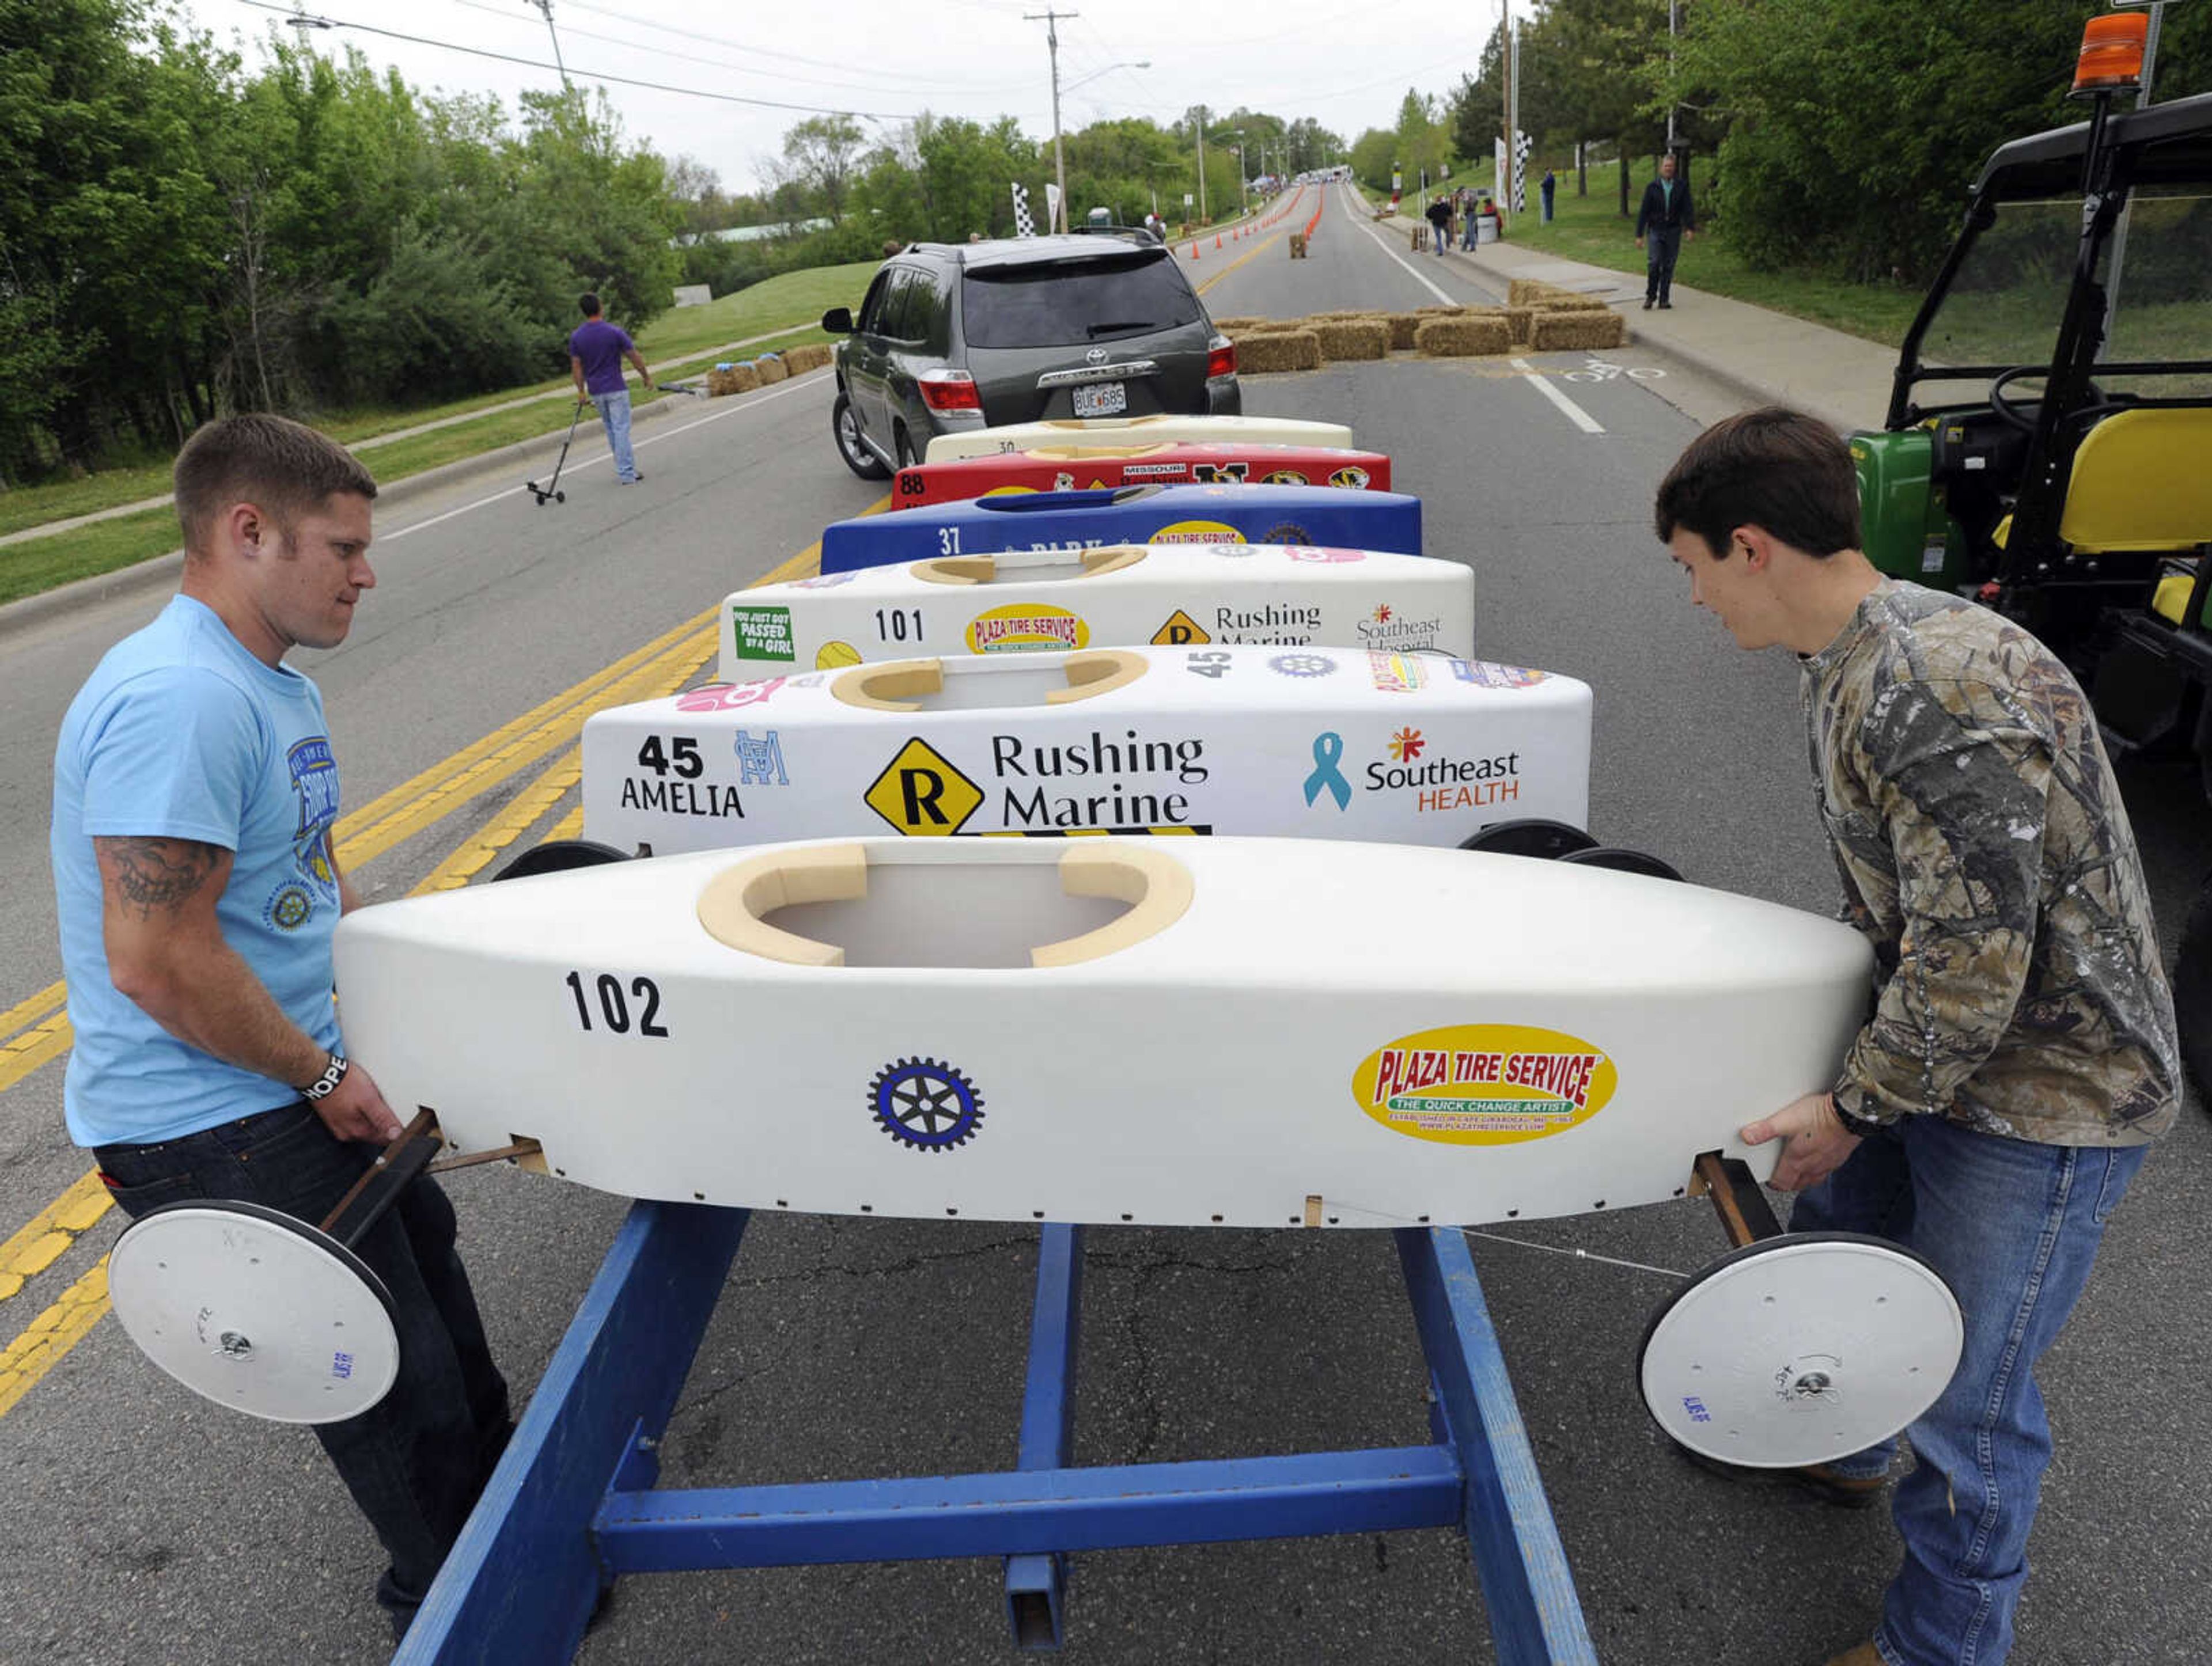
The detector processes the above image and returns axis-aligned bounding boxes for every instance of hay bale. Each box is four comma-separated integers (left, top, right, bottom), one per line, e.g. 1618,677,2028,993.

781,342,833,374
1506,278,1554,308
1383,312,1425,351
752,354,789,385
1309,318,1390,362
1289,232,1308,258
704,363,761,397
1414,315,1513,358
1236,329,1323,373
1505,306,1536,345
1539,292,1613,313
1529,310,1628,351
1210,316,1265,331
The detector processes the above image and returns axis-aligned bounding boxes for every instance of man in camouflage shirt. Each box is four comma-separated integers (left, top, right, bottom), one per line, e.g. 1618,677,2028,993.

1653,409,2177,1666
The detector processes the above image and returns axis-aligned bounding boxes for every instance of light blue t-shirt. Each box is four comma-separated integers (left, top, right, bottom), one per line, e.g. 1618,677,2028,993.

51,595,345,1148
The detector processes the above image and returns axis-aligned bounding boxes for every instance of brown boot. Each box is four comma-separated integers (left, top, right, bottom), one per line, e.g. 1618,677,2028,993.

1823,1645,1884,1666
1680,1448,1889,1508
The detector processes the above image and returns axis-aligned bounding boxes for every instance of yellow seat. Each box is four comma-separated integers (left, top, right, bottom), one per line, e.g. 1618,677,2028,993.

2058,407,2212,553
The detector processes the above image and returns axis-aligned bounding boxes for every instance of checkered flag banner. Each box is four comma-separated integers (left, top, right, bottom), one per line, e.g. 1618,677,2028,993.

1011,182,1035,238
1512,132,1532,213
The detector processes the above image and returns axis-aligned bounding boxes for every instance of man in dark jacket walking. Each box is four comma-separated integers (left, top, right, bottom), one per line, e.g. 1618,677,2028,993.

1422,192,1453,256
1634,153,1696,309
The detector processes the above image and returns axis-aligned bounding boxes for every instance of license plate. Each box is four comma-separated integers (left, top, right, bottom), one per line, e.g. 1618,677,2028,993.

1073,381,1127,418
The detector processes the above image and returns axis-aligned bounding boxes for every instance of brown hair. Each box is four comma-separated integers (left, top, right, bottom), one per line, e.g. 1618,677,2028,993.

1653,407,1859,560
173,415,377,558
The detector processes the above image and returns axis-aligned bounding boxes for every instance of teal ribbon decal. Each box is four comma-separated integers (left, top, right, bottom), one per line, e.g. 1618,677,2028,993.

1305,731,1351,810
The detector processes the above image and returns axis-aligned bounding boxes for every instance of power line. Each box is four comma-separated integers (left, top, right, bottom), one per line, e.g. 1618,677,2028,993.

446,0,1032,99
236,1,925,116
556,0,1037,93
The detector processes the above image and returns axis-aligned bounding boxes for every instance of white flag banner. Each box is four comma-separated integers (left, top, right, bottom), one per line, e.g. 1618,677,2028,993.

1011,182,1036,238
1045,181,1062,233
1494,138,1507,204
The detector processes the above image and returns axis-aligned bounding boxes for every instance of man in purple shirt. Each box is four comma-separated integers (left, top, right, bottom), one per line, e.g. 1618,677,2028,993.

567,292,653,485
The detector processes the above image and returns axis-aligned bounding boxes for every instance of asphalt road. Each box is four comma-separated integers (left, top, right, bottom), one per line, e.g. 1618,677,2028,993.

0,185,2205,1666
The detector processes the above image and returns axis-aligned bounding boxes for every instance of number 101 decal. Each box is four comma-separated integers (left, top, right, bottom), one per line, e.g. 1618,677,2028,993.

564,970,670,1037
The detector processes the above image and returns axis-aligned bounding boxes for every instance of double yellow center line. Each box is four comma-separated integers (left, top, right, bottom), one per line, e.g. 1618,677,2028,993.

0,511,878,1417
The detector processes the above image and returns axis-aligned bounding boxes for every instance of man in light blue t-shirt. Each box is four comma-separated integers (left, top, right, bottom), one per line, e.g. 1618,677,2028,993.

568,290,653,485
51,413,509,1645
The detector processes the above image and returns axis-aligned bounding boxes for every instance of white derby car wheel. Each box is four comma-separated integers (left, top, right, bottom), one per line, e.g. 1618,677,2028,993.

1638,1232,1962,1468
108,1201,401,1425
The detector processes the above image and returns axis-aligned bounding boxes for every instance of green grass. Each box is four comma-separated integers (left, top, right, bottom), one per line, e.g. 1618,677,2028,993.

0,506,180,607
0,322,839,605
0,260,878,550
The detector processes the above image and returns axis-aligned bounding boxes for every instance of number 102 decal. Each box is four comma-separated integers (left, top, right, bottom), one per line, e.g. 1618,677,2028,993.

564,970,670,1037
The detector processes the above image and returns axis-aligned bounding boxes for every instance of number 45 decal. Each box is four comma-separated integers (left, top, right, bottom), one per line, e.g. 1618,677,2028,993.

637,735,703,777
1186,651,1232,679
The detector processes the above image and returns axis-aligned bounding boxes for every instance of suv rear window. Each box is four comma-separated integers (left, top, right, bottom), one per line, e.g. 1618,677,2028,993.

962,252,1202,349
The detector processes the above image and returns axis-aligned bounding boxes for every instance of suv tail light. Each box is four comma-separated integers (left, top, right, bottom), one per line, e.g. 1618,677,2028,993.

1206,336,1236,380
918,368,982,412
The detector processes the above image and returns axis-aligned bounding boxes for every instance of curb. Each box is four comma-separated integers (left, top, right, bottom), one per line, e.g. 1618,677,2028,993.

0,395,695,646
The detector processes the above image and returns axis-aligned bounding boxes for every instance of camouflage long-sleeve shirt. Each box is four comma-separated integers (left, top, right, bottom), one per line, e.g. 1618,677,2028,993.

1801,579,2179,1147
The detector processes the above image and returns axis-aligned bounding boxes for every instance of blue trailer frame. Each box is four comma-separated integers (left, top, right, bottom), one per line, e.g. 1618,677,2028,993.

395,1204,1597,1663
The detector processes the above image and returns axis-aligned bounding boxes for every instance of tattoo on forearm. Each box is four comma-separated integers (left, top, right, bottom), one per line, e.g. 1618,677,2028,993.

99,837,221,917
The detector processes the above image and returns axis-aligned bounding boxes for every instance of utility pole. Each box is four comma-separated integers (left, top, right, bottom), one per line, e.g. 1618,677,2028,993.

1498,1,1512,206
1665,0,1678,151
529,0,571,91
1194,103,1209,223
1025,8,1077,233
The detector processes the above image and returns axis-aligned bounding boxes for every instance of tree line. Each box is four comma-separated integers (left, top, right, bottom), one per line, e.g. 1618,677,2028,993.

674,108,1344,301
6,0,692,485
1351,0,2209,285
6,0,1349,485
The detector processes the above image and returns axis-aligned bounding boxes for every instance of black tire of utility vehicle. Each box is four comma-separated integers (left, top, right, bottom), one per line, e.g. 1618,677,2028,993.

2176,871,2212,1107
834,393,889,480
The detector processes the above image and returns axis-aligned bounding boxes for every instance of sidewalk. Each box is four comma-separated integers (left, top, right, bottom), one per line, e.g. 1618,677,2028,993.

1378,209,1897,434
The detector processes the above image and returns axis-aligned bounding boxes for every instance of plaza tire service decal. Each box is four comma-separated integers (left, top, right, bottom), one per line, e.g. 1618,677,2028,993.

1351,1024,1617,1144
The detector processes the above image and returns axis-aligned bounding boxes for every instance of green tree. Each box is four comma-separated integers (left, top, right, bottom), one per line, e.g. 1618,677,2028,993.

774,113,866,226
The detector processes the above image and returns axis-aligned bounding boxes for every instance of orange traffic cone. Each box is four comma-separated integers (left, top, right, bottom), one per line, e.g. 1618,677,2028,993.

1190,240,1200,259
1215,232,1222,249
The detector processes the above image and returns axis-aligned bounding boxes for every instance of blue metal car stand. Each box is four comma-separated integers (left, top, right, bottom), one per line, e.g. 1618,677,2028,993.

395,1202,1599,1664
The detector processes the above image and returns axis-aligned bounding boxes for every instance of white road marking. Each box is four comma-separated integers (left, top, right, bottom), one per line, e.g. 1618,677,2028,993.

1336,191,1607,437
1510,358,1606,434
381,374,829,541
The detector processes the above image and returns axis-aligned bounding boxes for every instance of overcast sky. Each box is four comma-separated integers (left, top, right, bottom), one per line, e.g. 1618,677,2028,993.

190,0,1501,193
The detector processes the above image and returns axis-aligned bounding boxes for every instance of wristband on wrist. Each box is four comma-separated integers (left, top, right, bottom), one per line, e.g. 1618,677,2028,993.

300,1051,349,1103
1830,1091,1884,1139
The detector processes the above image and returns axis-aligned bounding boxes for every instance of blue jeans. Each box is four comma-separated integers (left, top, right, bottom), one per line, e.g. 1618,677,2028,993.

96,1103,512,1640
1790,1115,2149,1665
592,388,638,482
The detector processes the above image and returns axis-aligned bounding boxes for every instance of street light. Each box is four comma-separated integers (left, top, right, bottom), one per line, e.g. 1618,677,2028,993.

1026,12,1148,233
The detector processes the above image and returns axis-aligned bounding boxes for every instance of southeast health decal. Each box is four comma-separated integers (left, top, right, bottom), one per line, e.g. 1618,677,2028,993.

1350,1024,1617,1144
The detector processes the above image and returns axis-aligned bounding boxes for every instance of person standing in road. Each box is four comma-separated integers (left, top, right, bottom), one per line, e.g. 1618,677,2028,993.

1423,192,1453,257
1540,167,1557,225
51,413,514,1646
569,291,652,485
1634,152,1696,309
1653,408,2177,1666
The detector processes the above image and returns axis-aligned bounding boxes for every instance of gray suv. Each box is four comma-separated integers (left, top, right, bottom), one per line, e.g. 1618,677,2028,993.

821,231,1241,479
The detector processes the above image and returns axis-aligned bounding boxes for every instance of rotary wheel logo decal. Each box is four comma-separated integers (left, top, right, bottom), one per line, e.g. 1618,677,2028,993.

869,1057,985,1150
